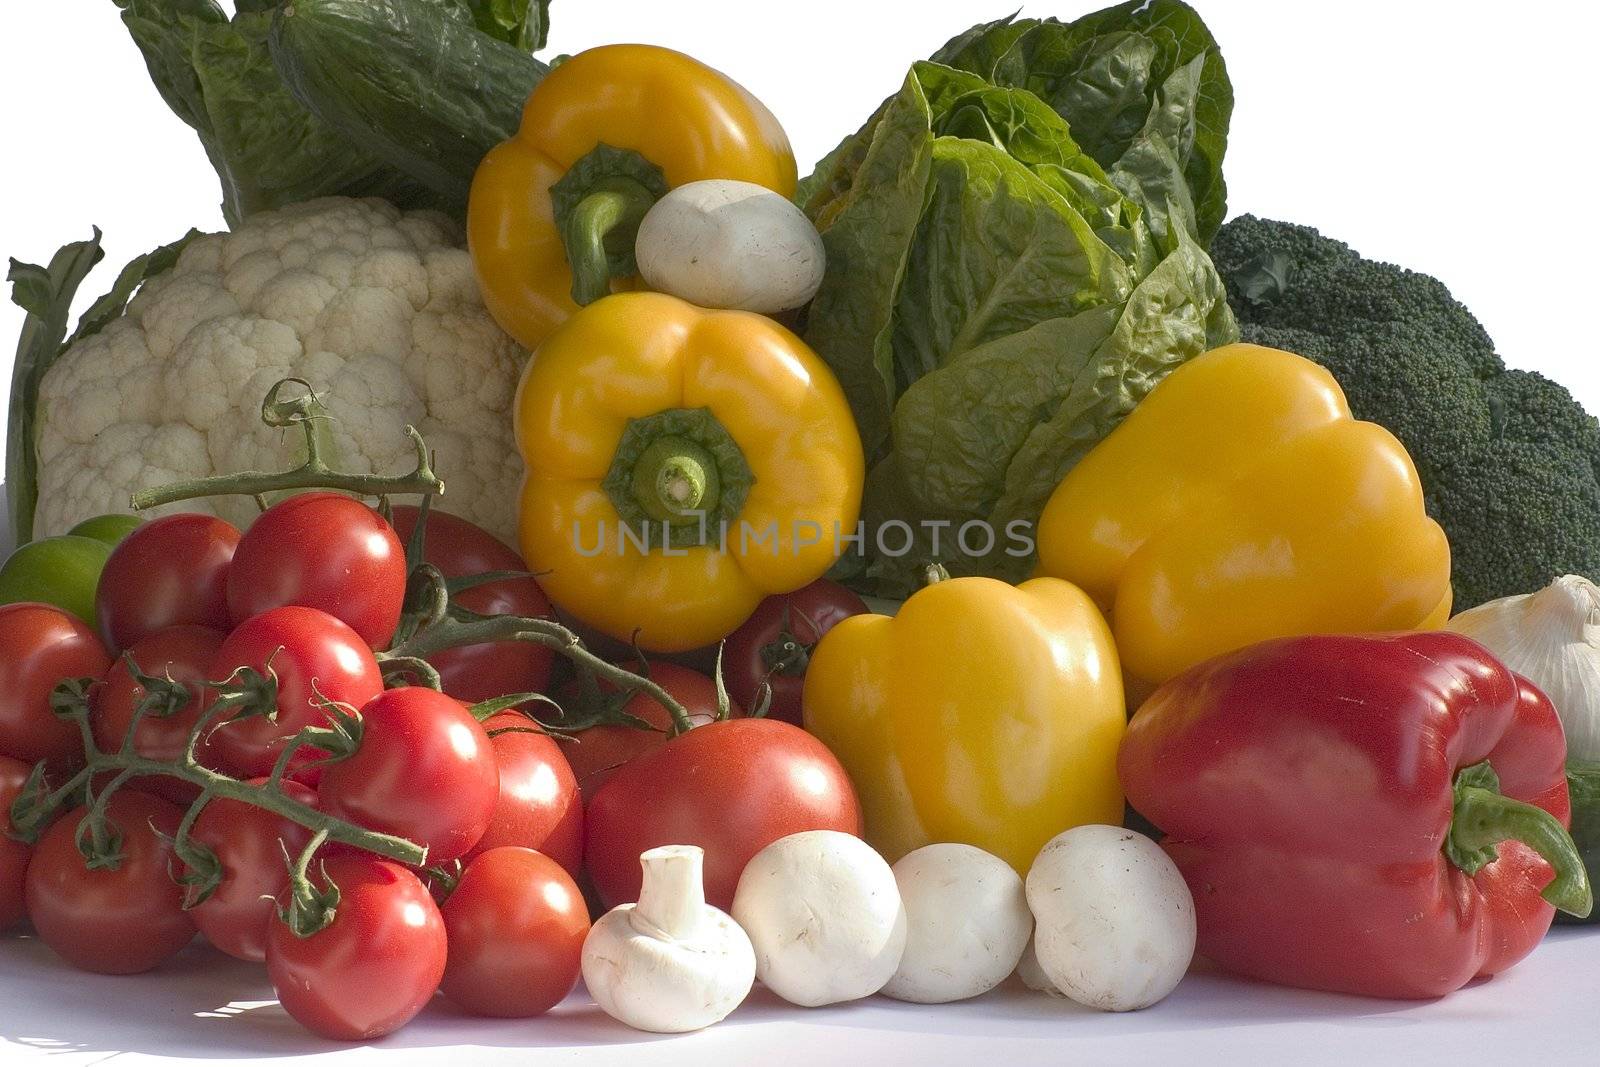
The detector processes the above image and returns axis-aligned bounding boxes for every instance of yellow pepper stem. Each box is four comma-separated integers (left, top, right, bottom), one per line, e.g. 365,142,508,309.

631,436,721,524
563,176,659,306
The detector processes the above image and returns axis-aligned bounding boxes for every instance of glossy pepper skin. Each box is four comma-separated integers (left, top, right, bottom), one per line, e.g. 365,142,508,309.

1036,343,1452,700
803,575,1125,873
1120,631,1593,999
515,292,863,652
469,44,797,351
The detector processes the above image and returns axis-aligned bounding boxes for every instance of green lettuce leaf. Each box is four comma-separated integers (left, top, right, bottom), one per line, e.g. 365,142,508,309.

114,0,451,224
458,0,551,50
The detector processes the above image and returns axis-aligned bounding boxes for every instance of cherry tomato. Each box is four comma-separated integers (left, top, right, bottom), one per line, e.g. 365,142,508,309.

0,534,112,626
390,505,554,703
0,755,36,930
206,606,384,779
188,777,318,961
266,855,446,1041
439,846,588,1017
25,790,195,973
464,712,581,877
227,492,406,649
92,625,227,804
96,513,240,652
318,688,497,862
585,717,861,911
0,602,112,771
720,579,867,725
560,662,735,799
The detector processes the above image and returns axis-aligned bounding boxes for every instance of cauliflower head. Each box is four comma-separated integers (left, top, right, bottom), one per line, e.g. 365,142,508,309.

33,197,526,540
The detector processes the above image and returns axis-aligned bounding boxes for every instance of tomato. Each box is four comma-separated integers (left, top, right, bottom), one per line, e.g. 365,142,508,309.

0,755,36,930
227,492,406,650
189,778,318,961
464,712,581,877
67,513,144,545
206,606,384,779
390,505,554,703
318,688,497,862
560,662,734,799
25,790,195,973
0,535,112,626
266,855,446,1040
720,579,867,725
585,717,861,911
0,603,112,770
91,625,227,803
97,513,240,652
439,846,588,1017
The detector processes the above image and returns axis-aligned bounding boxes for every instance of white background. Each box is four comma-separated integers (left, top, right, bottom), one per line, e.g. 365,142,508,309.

2,0,1600,420
3,3,1600,1064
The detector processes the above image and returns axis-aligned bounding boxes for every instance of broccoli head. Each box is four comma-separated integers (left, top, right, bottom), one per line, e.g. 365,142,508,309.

1211,214,1600,609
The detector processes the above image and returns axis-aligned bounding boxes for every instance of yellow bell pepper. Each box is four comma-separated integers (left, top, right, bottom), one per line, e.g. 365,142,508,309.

514,291,863,652
469,44,797,351
1036,343,1453,699
802,575,1126,873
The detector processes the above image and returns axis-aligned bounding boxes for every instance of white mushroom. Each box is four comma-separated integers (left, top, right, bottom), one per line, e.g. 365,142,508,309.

581,844,756,1033
634,179,826,313
1015,933,1068,997
1024,825,1196,1012
881,843,1032,1004
730,830,906,1007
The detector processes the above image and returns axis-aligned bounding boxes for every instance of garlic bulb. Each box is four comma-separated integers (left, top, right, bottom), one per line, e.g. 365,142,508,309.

1447,575,1600,761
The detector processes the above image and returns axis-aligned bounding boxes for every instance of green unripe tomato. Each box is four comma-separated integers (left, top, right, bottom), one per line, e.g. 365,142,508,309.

0,534,115,624
67,514,144,546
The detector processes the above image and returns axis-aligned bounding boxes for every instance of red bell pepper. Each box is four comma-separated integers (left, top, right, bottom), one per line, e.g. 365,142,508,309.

1118,631,1592,999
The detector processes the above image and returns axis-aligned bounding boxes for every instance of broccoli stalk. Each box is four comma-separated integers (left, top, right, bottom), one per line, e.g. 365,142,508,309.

1212,214,1600,610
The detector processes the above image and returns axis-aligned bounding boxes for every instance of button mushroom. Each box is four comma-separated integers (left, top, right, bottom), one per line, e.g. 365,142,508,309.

730,829,906,1007
881,843,1033,1004
580,844,756,1033
1024,825,1196,1012
634,179,826,313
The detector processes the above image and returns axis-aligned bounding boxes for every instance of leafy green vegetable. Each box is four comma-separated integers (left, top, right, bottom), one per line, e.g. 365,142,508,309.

7,230,199,546
114,0,445,225
453,0,551,50
801,2,1236,591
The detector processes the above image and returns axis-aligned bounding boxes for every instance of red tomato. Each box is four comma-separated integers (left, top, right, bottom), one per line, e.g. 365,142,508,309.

96,513,239,652
560,662,735,799
720,579,867,725
0,755,35,930
585,717,861,911
318,688,497,862
206,607,384,779
464,712,581,877
227,492,406,649
266,855,446,1040
189,778,318,962
24,791,195,973
389,505,554,702
92,625,227,803
0,603,112,771
439,846,588,1017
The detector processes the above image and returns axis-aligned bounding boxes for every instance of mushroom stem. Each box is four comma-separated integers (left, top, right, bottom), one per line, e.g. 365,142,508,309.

632,845,707,940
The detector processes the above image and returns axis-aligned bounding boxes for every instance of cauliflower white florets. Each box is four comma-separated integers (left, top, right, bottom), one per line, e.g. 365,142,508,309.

33,197,526,540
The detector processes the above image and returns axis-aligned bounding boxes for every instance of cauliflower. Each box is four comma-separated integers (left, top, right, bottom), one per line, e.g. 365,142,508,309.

29,197,526,540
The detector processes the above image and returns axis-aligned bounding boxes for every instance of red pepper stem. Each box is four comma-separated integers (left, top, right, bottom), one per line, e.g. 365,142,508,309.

1450,784,1593,918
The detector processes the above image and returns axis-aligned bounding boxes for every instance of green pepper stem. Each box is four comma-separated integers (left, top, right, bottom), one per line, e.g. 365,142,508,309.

1449,780,1593,918
564,177,659,306
630,435,720,524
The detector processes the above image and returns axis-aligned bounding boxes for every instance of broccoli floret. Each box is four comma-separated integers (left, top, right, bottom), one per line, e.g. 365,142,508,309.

1212,214,1600,609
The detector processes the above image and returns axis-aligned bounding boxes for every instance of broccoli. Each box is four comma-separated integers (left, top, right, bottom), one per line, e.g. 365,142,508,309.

1211,214,1600,610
